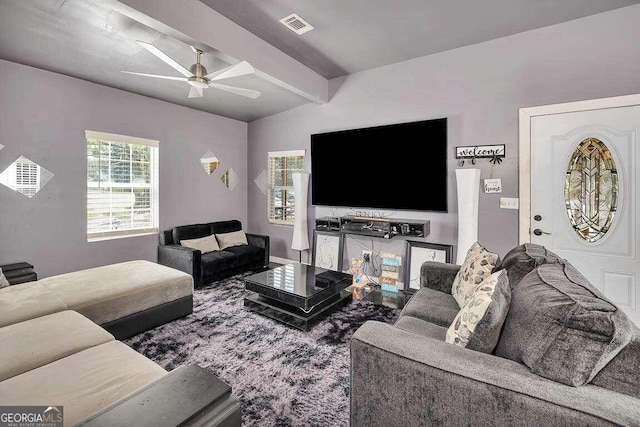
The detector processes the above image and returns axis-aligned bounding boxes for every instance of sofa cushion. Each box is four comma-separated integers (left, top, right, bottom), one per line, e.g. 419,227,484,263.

209,219,242,234
223,244,264,266
0,310,114,382
494,262,633,386
0,282,68,328
451,242,500,308
0,341,166,427
180,234,220,254
591,325,640,398
38,260,193,325
216,230,248,250
499,243,561,289
172,223,213,245
395,316,448,340
400,287,459,327
201,250,239,277
446,269,511,353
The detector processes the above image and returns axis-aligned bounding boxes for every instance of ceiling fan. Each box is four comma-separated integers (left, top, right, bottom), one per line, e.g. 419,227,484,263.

122,41,261,99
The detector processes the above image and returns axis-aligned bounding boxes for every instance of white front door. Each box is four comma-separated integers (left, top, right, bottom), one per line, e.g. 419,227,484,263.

525,98,640,326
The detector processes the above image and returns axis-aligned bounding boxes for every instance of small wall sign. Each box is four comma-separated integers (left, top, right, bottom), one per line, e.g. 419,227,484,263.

456,144,506,159
484,178,502,194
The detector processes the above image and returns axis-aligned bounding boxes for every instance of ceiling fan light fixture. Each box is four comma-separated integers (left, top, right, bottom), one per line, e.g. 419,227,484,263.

188,78,209,89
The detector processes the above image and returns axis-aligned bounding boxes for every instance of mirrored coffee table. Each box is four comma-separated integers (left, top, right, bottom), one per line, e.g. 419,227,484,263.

244,263,353,331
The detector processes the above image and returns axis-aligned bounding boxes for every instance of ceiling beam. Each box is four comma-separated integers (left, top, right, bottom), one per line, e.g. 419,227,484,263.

114,0,328,104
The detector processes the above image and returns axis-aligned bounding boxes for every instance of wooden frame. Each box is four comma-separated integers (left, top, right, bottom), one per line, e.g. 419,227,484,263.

311,230,344,272
518,93,640,244
404,241,453,292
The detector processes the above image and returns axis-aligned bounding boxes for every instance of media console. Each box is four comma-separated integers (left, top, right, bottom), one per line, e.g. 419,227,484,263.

315,216,429,239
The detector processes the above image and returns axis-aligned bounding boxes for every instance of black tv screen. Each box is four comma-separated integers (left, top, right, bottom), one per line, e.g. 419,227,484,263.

310,118,448,212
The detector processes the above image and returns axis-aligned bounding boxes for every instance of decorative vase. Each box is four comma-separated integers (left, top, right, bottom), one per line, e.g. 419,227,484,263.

455,168,481,264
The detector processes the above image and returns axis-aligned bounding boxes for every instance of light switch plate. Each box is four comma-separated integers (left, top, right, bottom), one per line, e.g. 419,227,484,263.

500,197,519,209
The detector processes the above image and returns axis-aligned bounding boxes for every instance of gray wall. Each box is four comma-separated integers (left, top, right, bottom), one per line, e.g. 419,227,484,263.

0,59,248,278
247,5,640,267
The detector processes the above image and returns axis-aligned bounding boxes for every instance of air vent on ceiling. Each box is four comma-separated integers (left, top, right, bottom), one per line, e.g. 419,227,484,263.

279,13,314,35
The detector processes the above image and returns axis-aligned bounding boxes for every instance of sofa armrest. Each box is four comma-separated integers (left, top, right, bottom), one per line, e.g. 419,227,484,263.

420,261,460,294
158,245,202,287
78,365,240,427
246,233,270,267
350,321,640,427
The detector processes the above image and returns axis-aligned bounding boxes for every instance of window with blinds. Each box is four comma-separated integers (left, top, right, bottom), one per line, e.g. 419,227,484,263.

268,150,305,225
85,130,159,241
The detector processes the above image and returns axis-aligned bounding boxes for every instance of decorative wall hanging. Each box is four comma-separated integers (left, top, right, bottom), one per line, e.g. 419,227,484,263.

254,169,268,195
312,231,344,272
220,168,239,190
483,178,502,193
200,151,221,175
456,144,505,166
405,241,453,292
0,156,54,198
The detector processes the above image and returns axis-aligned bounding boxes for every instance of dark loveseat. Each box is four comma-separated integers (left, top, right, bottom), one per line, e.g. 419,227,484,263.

351,244,640,426
158,220,269,288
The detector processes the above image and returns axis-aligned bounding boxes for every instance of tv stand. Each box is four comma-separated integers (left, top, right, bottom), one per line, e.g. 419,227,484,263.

338,216,429,239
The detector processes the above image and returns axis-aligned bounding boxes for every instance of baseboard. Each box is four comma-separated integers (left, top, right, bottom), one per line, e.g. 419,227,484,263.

270,256,307,265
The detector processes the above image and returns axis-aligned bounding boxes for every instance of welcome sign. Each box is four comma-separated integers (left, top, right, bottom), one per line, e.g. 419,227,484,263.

455,144,506,159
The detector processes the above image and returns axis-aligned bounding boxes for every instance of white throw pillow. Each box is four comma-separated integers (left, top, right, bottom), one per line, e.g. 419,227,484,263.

215,230,248,250
451,242,500,308
0,267,10,288
180,234,220,254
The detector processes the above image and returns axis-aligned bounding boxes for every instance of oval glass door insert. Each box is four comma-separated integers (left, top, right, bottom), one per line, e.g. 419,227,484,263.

564,137,618,242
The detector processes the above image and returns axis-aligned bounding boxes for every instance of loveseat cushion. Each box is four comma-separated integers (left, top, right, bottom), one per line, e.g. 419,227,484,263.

201,250,239,277
223,245,264,266
0,310,114,382
0,282,68,328
591,325,640,398
172,223,213,245
400,287,459,327
394,316,448,340
0,341,167,427
499,243,561,289
494,262,633,386
446,269,511,353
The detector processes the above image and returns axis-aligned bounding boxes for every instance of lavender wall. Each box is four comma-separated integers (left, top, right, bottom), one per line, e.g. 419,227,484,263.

247,5,640,266
0,60,248,278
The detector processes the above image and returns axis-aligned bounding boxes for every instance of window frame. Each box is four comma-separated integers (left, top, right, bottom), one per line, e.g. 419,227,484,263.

267,150,305,226
85,130,159,242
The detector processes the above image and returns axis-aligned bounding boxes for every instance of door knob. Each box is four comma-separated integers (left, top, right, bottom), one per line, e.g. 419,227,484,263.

533,229,551,236
534,215,542,221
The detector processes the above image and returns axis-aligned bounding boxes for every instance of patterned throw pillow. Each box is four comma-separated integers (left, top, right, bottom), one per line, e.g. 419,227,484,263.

451,242,500,308
446,269,511,353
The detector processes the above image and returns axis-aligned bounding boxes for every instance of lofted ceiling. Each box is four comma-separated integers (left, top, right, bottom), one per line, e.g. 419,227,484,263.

201,0,640,79
0,0,638,121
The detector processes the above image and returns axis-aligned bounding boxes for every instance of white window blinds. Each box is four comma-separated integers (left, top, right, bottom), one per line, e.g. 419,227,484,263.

85,130,159,241
267,150,305,225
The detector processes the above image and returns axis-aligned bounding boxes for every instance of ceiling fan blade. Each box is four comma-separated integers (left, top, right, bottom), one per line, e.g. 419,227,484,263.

206,60,256,81
121,71,188,81
188,87,204,98
209,82,261,99
136,40,192,77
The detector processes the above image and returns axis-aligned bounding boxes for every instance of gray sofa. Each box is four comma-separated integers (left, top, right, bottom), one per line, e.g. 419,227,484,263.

351,243,640,426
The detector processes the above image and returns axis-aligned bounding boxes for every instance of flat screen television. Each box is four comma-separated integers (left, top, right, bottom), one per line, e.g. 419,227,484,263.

310,118,447,212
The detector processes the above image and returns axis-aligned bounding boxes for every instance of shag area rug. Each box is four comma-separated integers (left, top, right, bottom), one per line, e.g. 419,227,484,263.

124,274,399,427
